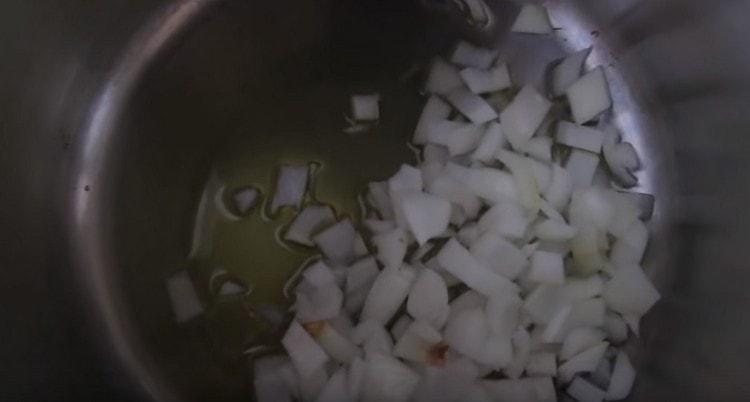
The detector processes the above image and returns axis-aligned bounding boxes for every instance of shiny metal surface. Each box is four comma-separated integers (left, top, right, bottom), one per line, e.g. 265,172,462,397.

2,0,750,401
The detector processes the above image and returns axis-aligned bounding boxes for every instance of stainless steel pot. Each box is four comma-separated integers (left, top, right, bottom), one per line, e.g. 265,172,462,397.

3,0,750,401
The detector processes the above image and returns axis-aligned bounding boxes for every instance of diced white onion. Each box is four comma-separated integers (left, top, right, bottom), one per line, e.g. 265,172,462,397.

460,64,511,94
407,268,450,329
511,4,553,34
500,86,552,150
567,376,606,402
271,164,309,213
566,67,612,124
437,238,519,296
556,121,605,153
450,40,498,69
445,87,499,124
351,94,381,121
166,270,204,323
361,265,417,325
285,205,336,246
552,48,592,96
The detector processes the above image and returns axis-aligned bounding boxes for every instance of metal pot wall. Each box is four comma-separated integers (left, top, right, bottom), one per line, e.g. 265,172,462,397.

2,0,750,401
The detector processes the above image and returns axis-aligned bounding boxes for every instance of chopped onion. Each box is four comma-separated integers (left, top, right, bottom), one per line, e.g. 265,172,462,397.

294,261,343,323
364,219,395,234
552,48,592,96
361,353,420,402
450,41,498,69
437,238,519,296
602,264,660,316
407,268,450,329
361,265,417,325
345,257,380,313
400,192,451,245
282,321,330,399
523,136,553,162
316,366,349,402
470,232,527,280
390,315,413,340
567,376,606,402
271,164,309,213
393,320,444,365
477,201,529,240
525,352,557,377
500,86,552,150
426,175,482,219
566,67,612,124
534,219,577,241
285,205,336,246
304,321,361,364
352,321,394,356
444,163,519,204
558,341,609,383
606,351,636,400
351,94,380,121
503,327,532,379
232,186,261,216
560,327,607,361
372,227,408,268
544,164,573,211
528,250,565,284
496,150,542,213
445,87,498,124
566,149,600,190
367,181,395,220
424,119,485,156
481,377,556,401
556,121,605,153
424,57,464,95
510,4,553,34
313,219,359,265
471,121,506,163
460,64,512,94
166,270,204,323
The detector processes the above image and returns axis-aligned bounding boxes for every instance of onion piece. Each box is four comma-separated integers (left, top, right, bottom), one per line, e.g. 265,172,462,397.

390,315,413,340
567,376,606,402
497,150,542,213
445,87,498,124
351,94,380,121
558,341,609,383
361,353,420,402
459,64,511,94
471,121,506,163
481,377,556,401
254,355,299,402
316,366,349,402
294,261,343,323
304,321,361,364
450,40,498,69
424,120,485,155
544,164,573,211
367,181,394,220
477,201,529,240
407,268,450,329
345,256,380,313
285,205,336,246
401,192,451,245
413,96,453,145
523,136,552,162
566,149,600,190
525,352,557,377
604,141,640,187
347,357,366,400
528,250,565,284
364,219,395,235
503,327,532,379
606,351,636,400
424,57,464,95
393,320,444,365
361,265,417,325
312,219,358,265
444,307,488,362
352,321,394,356
437,238,519,296
500,86,552,150
372,227,408,268
282,321,330,399
412,357,481,402
552,47,592,96
510,4,553,34
271,164,309,213
444,163,519,204
166,270,204,323
602,264,660,316
560,327,607,361
534,219,577,241
566,67,612,124
232,186,261,216
426,175,481,220
470,232,527,280
556,121,605,153
448,290,486,324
